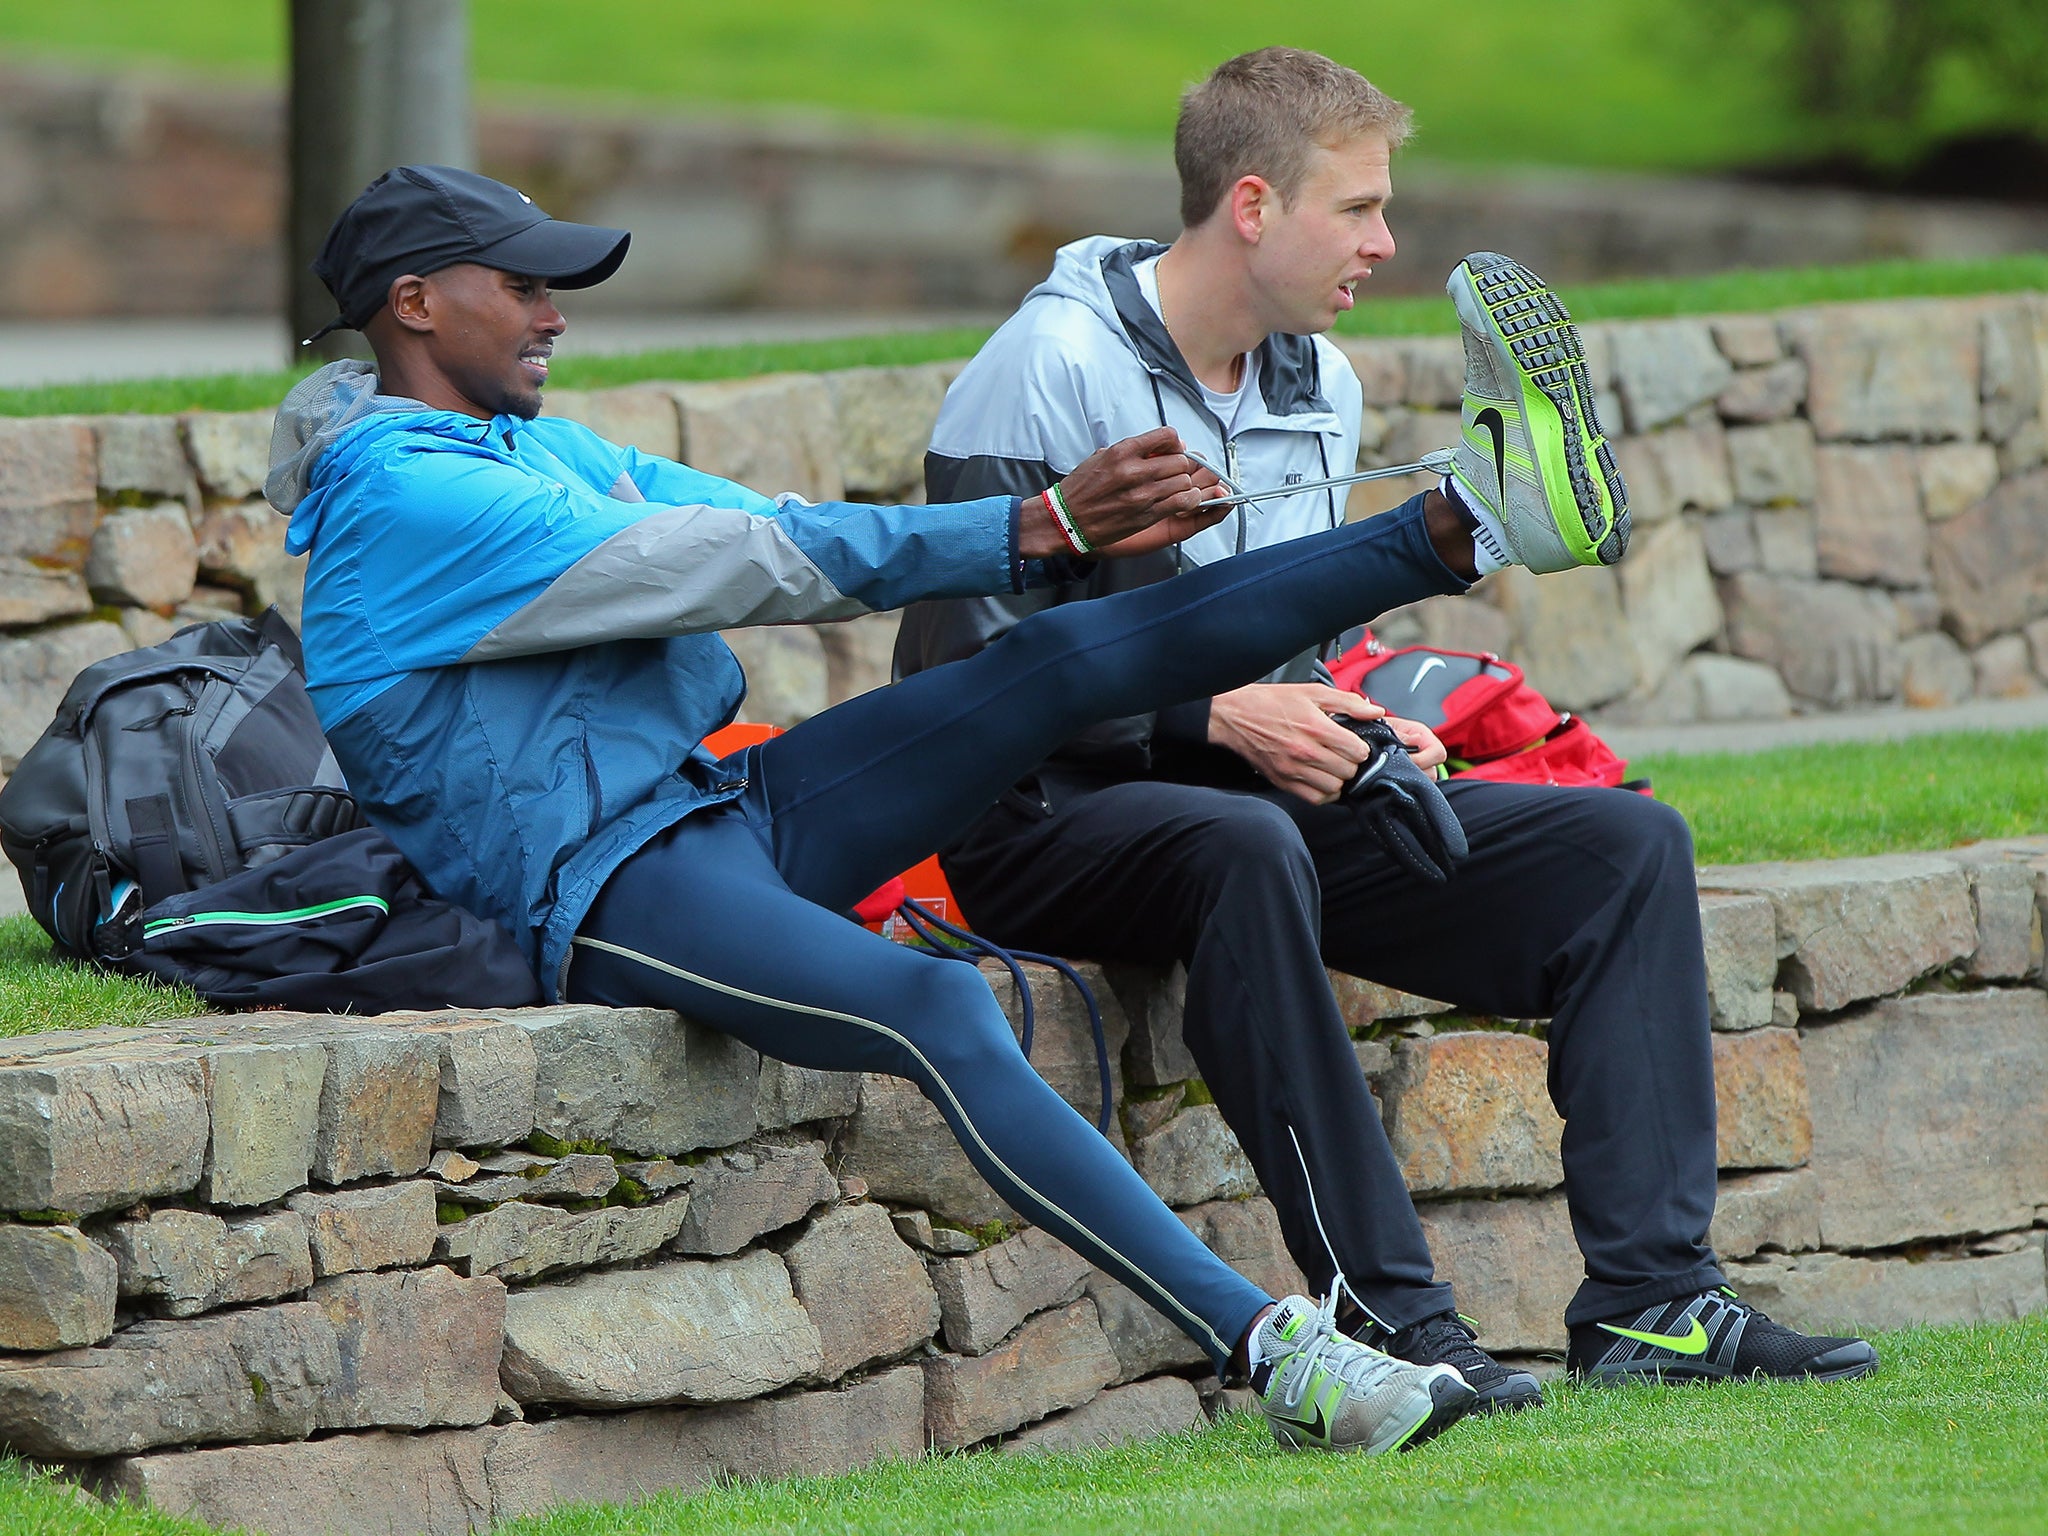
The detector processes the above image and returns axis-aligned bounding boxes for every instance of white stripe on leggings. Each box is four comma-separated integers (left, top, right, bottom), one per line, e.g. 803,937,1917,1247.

571,933,1231,1359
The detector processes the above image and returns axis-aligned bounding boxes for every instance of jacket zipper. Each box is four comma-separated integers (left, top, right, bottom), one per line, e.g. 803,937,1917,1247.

144,894,391,938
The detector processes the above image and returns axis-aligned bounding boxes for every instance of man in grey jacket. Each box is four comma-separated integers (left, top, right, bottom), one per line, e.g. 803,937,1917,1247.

896,46,1877,1403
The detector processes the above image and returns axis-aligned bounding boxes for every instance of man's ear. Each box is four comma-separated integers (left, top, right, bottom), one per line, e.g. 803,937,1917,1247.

387,274,434,334
1228,175,1276,244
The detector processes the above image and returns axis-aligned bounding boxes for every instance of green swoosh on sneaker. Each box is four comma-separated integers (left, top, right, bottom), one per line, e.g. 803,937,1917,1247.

1598,1316,1710,1355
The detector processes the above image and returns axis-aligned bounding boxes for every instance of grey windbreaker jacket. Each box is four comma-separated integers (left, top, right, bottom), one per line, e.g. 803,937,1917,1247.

893,235,1365,771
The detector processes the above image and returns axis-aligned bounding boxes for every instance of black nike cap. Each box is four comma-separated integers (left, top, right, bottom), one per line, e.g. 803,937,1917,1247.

307,164,630,341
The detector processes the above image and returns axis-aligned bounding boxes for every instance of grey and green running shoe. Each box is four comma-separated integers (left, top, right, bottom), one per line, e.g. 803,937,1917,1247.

1446,251,1629,572
1568,1288,1879,1386
1251,1294,1477,1453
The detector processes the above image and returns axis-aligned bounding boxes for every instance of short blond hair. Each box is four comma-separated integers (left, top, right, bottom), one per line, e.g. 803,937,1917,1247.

1175,47,1413,227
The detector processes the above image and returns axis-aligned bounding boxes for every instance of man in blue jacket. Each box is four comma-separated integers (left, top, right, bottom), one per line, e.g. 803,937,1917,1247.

896,47,1879,1407
266,161,1712,1457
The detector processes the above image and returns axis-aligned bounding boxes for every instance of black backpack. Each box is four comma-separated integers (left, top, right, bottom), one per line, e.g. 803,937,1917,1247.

0,609,539,1010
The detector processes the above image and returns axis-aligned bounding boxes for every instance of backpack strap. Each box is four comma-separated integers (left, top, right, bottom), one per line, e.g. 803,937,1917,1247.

125,793,189,904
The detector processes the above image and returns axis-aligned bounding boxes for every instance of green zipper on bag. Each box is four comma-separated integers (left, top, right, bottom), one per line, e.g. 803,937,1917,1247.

143,894,390,938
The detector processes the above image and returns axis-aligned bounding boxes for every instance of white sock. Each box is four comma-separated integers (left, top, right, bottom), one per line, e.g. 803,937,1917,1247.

1245,1310,1280,1372
1442,475,1511,576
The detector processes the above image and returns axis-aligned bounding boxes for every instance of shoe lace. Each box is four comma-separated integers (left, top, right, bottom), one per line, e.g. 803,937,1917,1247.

1280,1274,1407,1413
1406,1311,1492,1374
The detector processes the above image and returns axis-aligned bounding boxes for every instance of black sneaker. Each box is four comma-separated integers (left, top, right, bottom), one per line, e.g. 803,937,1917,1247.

1359,1310,1545,1412
1568,1289,1879,1386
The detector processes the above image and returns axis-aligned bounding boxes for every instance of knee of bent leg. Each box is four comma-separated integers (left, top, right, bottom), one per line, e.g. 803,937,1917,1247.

1590,790,1696,887
1197,797,1319,896
896,958,1025,1077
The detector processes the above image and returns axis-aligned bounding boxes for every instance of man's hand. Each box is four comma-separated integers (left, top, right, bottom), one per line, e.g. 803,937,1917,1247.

1208,683,1446,804
1018,427,1228,560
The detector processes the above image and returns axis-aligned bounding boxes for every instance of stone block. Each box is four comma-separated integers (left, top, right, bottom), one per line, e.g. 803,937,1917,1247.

1753,506,1819,578
189,500,306,626
0,1051,208,1215
500,1250,822,1408
0,1223,116,1349
672,374,845,503
823,365,950,497
1710,1168,1821,1260
1610,420,1733,525
0,417,96,563
182,411,274,501
1366,591,1513,658
543,385,681,459
1973,634,2042,699
721,625,827,725
1726,1236,2047,1333
1085,1270,1208,1382
1918,442,2000,522
289,1181,439,1276
1618,519,1723,693
1716,358,1807,423
99,1427,495,1536
1133,1104,1256,1208
890,1207,978,1256
1631,652,1793,725
755,1055,861,1129
1801,990,2048,1250
107,1209,312,1319
1963,863,2048,982
0,557,91,627
1103,962,1196,1088
434,1197,688,1283
1378,1032,1563,1196
1327,971,1454,1027
1786,301,1981,442
1727,421,1817,506
1895,587,1944,635
311,1031,441,1185
1335,338,1406,407
928,1223,1091,1356
431,1151,617,1207
816,609,904,706
2003,418,2048,476
1720,573,1899,707
198,1041,324,1207
0,1301,340,1458
1900,631,1977,708
0,621,128,770
484,1367,924,1522
1490,563,1636,711
85,502,198,610
95,415,199,504
980,959,1130,1133
423,1019,537,1150
311,1267,504,1431
1711,315,1784,368
1178,1196,1310,1302
923,1297,1119,1450
1004,1374,1205,1456
618,1157,690,1197
1416,1193,1578,1353
672,1140,836,1256
2030,616,2048,681
518,1003,761,1158
1699,891,1778,1030
1931,468,2048,647
1981,301,2043,444
785,1202,941,1379
1609,320,1734,433
1699,854,1975,1013
1712,1028,1811,1171
836,1071,1010,1228
1397,337,1465,409
1814,445,1930,588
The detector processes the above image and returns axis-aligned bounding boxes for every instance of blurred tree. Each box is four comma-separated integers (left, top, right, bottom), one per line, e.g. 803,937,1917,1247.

1736,0,2048,167
287,0,473,362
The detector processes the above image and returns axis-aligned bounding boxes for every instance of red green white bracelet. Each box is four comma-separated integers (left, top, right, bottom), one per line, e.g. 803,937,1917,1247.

1042,484,1094,556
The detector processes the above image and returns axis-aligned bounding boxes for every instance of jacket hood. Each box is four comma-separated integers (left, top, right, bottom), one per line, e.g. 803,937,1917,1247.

1027,236,1337,425
265,360,429,517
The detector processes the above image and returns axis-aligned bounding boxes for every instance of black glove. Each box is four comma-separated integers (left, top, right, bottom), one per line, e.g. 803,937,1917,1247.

1333,716,1468,884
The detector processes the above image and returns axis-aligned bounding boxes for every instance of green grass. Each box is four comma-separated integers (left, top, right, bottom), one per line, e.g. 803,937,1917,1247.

5,254,2047,421
0,915,202,1037
10,1320,2045,1535
1636,729,2048,867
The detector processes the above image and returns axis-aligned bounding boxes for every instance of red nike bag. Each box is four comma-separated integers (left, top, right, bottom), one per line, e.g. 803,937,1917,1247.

1327,633,1643,792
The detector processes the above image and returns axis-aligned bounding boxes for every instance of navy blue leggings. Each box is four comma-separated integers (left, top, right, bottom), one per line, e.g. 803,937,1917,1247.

567,495,1463,1366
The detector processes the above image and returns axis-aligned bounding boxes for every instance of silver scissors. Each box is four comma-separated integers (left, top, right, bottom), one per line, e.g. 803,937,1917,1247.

1187,446,1456,510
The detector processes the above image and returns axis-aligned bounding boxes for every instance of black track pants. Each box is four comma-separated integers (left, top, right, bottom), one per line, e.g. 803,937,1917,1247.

940,771,1727,1330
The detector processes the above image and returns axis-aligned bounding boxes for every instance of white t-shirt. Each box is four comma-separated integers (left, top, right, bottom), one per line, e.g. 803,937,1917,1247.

1134,255,1267,441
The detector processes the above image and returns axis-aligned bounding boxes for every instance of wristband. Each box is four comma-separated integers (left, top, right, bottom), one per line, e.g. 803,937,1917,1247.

1043,483,1094,556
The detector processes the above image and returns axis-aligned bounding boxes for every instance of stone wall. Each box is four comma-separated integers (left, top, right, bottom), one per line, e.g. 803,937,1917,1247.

2,289,2046,770
0,839,2041,1534
10,61,2048,319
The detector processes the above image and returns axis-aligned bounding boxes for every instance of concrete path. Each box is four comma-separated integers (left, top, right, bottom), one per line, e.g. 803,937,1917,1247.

1593,694,2048,759
0,309,999,388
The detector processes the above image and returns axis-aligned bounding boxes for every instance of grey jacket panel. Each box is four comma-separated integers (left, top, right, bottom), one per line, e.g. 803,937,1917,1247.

463,504,865,662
